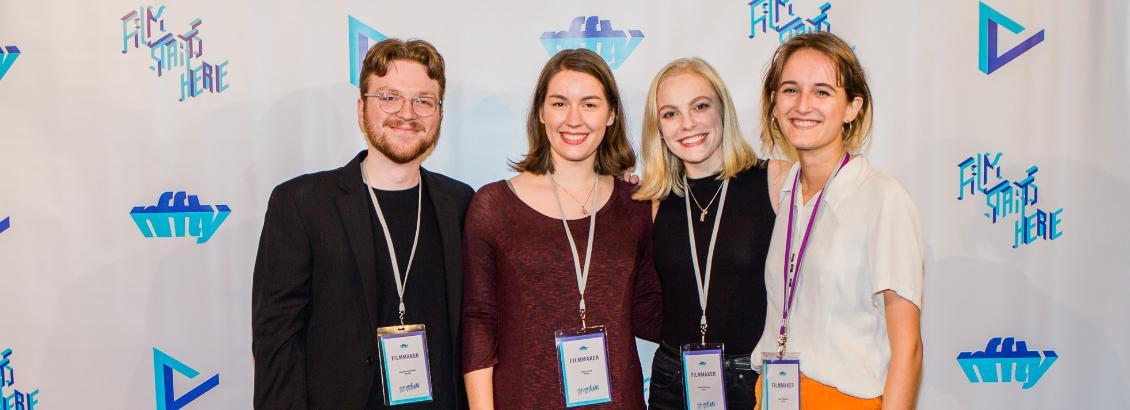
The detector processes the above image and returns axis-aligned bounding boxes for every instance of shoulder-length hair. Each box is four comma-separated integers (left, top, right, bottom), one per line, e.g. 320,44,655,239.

634,58,759,201
510,48,635,176
760,31,873,161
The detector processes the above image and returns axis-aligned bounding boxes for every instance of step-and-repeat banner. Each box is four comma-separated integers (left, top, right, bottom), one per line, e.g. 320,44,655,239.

2,0,1127,408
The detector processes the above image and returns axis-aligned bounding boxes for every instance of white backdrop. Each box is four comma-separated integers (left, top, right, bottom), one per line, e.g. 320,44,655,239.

1,0,1128,408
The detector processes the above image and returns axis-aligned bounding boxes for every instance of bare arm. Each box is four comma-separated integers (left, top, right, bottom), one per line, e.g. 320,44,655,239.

465,367,495,409
766,159,792,214
881,290,922,410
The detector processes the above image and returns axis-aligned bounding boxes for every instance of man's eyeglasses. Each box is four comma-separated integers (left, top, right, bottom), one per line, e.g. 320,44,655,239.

362,91,443,117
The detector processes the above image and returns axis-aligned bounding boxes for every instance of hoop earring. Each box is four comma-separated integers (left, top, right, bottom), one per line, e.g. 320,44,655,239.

842,121,853,136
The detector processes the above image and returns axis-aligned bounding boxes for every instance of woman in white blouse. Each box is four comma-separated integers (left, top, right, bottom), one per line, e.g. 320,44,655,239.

752,32,924,409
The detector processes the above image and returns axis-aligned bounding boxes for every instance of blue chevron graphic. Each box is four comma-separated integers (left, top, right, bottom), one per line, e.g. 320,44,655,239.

153,348,220,410
979,2,1045,74
348,16,389,87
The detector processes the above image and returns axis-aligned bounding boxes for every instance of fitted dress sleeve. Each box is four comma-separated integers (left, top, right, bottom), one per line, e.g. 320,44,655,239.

461,184,503,373
631,209,663,342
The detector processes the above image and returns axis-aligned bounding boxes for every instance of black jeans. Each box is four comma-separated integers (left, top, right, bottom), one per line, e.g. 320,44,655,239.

648,342,759,409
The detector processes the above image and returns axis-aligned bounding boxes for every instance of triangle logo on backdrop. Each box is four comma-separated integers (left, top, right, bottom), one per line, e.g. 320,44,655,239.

979,2,1045,75
349,16,389,87
153,348,220,410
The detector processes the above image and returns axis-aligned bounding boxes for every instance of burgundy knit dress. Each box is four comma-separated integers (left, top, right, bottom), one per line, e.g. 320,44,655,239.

461,178,662,409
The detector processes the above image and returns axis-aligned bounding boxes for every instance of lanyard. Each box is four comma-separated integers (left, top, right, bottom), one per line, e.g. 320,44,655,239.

682,176,729,344
360,162,422,326
547,173,599,329
777,153,850,357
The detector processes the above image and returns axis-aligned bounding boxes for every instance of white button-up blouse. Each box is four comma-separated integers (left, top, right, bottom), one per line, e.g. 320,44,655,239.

752,156,924,399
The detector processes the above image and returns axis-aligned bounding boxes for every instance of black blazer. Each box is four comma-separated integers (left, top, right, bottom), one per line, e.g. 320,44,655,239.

252,151,474,409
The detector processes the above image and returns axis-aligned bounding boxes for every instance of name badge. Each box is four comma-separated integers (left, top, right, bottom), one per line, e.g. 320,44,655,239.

681,343,727,409
376,324,433,406
555,326,613,407
760,353,800,410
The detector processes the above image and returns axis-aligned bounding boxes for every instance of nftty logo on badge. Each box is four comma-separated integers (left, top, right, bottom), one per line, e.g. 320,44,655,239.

957,337,1057,389
540,16,644,69
130,191,231,244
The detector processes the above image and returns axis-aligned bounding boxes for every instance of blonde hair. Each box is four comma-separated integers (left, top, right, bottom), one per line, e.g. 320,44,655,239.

634,58,759,201
759,32,873,161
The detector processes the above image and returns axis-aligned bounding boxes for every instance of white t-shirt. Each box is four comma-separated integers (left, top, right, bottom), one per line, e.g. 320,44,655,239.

752,156,924,399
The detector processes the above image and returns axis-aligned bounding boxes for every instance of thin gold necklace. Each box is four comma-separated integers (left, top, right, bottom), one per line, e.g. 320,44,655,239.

687,178,724,222
553,176,597,216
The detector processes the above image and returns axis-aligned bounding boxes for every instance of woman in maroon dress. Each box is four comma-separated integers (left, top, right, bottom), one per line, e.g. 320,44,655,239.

461,48,662,409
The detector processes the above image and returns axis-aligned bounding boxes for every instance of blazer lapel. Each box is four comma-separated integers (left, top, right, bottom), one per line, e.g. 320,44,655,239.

336,151,381,332
422,169,463,342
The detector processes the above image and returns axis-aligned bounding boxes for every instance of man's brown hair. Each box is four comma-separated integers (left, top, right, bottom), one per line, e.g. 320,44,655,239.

358,38,446,98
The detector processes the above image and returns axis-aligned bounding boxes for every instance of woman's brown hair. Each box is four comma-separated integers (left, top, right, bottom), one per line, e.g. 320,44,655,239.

760,32,873,160
511,48,635,175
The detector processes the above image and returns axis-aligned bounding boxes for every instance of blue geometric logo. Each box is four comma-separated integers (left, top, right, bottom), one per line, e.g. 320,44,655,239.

748,0,832,44
540,16,644,69
957,152,1063,248
0,45,19,80
1,348,41,410
697,361,707,367
400,344,409,349
130,191,231,244
978,2,1044,74
348,15,389,87
578,345,589,351
153,348,220,410
957,337,1057,389
0,216,9,235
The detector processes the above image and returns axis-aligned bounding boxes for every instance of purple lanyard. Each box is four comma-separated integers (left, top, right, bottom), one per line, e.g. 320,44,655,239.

777,153,851,352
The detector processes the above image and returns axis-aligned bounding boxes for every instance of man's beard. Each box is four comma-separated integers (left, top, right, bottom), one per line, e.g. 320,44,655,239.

362,112,440,164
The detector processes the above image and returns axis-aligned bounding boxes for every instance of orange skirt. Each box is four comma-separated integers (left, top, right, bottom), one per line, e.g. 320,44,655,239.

754,372,882,410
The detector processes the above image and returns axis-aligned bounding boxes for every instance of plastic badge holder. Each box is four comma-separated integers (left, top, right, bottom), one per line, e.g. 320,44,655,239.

555,326,613,407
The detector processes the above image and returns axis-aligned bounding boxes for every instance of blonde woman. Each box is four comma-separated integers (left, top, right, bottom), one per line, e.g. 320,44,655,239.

634,58,788,409
752,32,924,409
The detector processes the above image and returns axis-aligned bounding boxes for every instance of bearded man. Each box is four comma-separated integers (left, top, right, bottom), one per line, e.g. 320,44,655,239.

253,38,473,409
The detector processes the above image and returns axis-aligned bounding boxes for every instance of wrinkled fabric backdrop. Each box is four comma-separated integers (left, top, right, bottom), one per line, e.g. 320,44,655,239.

1,0,1127,408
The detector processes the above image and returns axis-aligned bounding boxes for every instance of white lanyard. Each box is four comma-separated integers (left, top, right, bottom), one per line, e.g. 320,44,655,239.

682,176,730,344
547,173,599,328
360,162,422,325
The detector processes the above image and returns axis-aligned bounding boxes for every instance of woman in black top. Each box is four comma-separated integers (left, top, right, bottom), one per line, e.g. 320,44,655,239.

634,58,789,409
